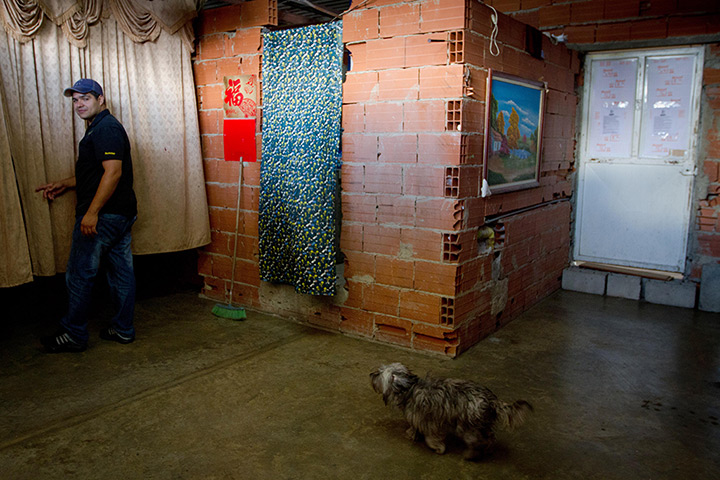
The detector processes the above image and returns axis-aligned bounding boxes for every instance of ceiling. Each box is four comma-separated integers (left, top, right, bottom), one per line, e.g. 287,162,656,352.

203,0,353,27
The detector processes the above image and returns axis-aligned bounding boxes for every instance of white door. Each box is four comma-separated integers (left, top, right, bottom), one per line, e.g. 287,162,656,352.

574,47,704,273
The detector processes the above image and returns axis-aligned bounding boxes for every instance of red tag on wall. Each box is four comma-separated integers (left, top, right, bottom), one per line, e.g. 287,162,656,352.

223,75,257,162
223,118,256,162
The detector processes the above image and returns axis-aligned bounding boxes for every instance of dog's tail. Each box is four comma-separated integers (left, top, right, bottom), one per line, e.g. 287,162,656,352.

495,400,533,431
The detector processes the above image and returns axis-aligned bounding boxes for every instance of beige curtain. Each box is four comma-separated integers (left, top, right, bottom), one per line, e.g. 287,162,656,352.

0,0,210,288
0,87,33,286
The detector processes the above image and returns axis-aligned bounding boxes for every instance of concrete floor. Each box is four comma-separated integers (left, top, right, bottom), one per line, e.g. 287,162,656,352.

1,286,719,479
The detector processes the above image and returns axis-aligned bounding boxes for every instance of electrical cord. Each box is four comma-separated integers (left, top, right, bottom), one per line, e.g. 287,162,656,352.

488,4,500,57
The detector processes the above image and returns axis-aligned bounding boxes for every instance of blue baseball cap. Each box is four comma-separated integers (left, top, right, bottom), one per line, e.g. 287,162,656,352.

63,78,103,97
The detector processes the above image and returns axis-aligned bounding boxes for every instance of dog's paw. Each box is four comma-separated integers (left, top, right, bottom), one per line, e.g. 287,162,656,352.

405,427,419,441
424,437,446,454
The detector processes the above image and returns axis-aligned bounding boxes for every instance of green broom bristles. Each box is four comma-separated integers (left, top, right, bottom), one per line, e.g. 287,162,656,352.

212,303,247,320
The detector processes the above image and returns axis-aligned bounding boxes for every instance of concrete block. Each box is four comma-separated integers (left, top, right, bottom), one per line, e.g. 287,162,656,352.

699,264,720,312
562,268,607,295
606,273,641,300
643,279,696,309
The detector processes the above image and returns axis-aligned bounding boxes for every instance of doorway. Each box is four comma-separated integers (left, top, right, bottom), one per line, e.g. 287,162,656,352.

574,46,705,273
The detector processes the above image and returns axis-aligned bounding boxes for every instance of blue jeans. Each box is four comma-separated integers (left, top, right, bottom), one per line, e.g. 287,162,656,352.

61,214,136,344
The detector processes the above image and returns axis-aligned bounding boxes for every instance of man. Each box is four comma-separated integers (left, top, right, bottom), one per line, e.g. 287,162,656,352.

36,78,137,353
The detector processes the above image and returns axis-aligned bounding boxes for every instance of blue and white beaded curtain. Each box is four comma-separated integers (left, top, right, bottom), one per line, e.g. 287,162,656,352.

259,22,343,296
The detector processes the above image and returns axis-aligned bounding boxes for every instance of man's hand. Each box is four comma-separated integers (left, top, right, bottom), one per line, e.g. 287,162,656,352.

36,177,76,200
80,212,99,236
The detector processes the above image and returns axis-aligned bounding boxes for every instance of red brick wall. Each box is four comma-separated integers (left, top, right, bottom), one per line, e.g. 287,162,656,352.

695,45,720,278
193,0,578,356
194,4,264,309
339,0,577,356
489,0,720,44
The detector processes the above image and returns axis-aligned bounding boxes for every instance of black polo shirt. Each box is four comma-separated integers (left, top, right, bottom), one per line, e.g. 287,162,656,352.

75,109,137,218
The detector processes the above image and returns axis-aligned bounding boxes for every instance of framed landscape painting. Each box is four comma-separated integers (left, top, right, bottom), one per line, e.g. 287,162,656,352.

483,70,546,194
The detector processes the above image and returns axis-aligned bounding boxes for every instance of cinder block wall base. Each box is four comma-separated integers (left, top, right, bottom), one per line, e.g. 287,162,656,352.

193,0,578,357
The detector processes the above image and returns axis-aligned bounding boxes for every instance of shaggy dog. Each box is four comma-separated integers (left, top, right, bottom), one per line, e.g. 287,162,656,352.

370,363,532,460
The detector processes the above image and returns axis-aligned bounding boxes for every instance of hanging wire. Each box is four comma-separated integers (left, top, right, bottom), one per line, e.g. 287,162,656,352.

488,5,500,57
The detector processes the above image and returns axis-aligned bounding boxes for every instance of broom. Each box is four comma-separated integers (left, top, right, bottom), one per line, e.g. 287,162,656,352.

212,160,247,320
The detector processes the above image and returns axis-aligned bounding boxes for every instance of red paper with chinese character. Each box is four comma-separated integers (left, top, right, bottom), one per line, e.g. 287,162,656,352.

223,75,257,162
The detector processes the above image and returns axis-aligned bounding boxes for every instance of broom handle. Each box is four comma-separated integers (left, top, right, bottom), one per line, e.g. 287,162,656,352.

228,160,242,305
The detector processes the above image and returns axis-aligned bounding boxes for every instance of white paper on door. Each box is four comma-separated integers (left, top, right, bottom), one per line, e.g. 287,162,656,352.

640,55,695,158
586,58,638,158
